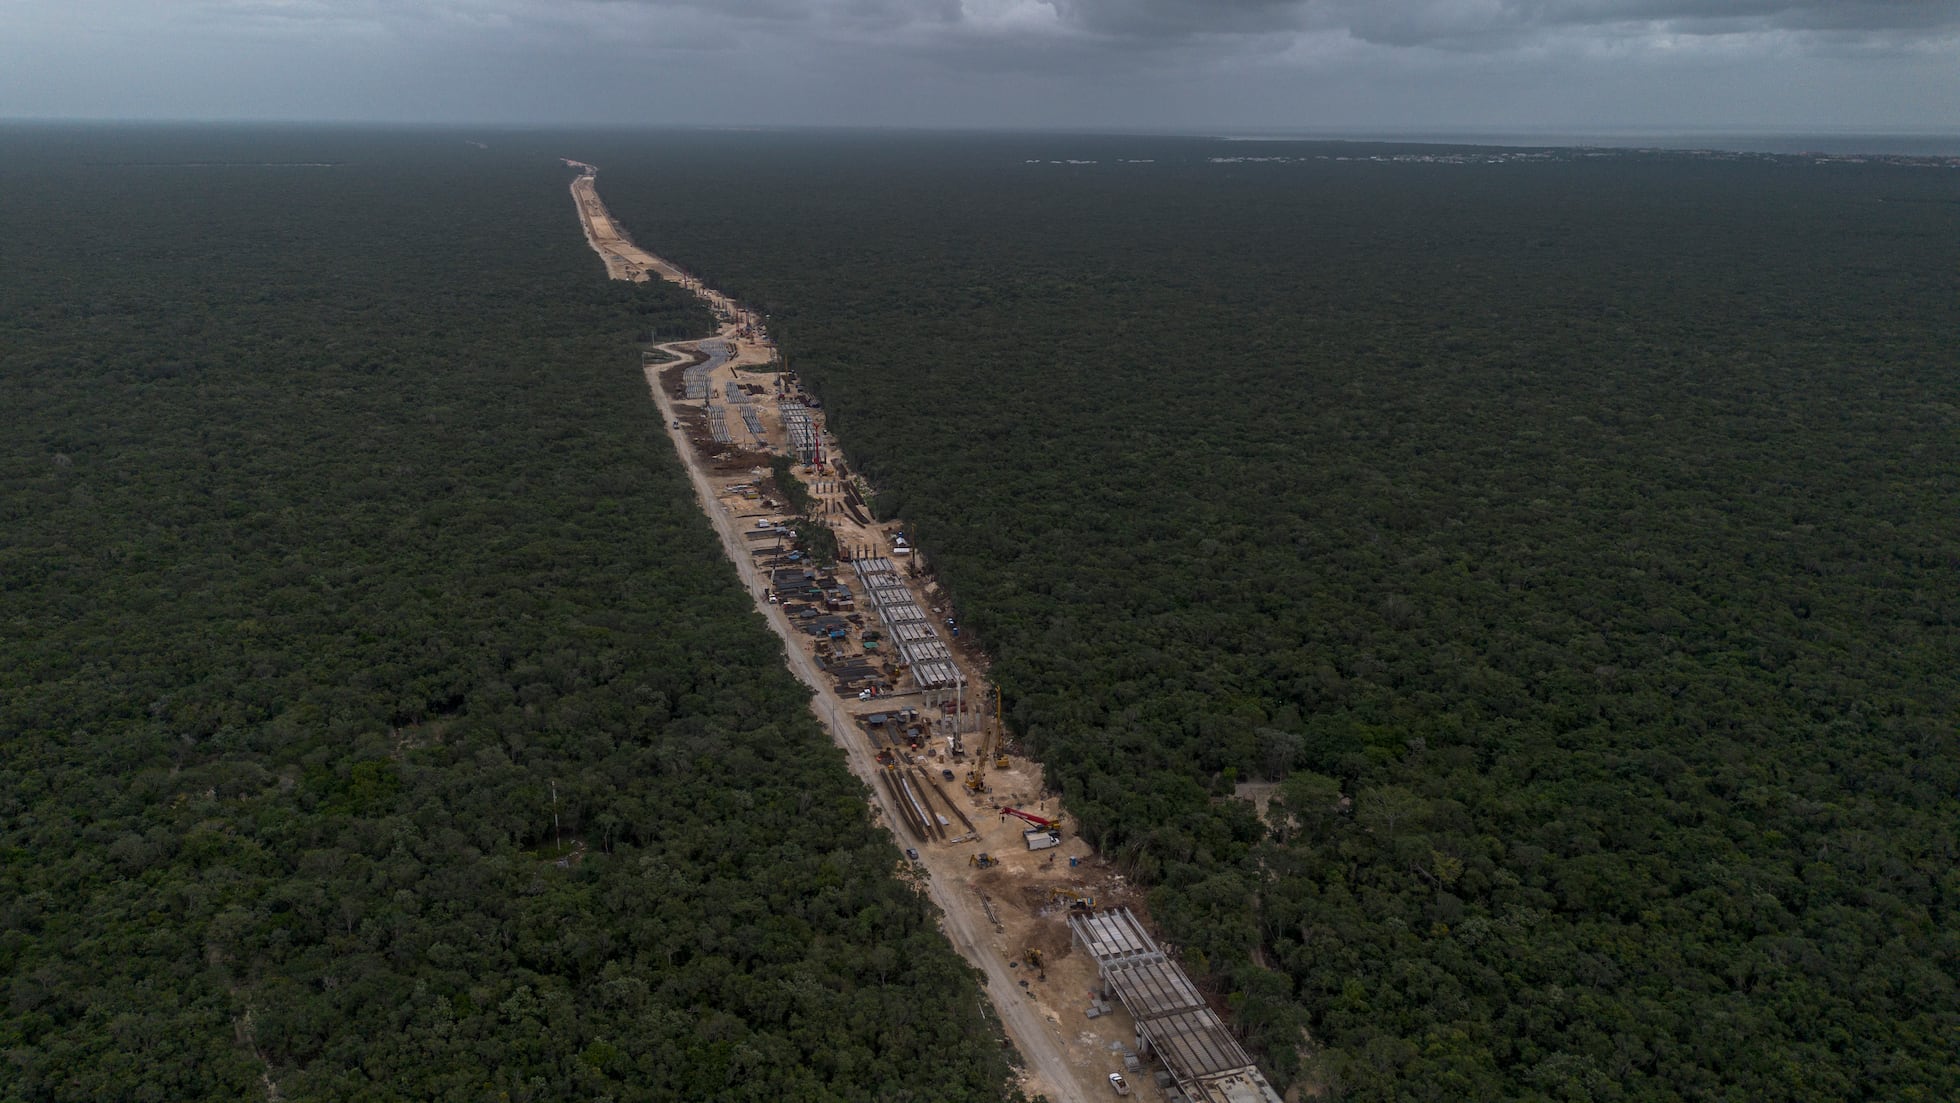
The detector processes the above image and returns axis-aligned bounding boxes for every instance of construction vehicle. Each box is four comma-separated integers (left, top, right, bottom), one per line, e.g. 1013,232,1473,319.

1001,806,1063,850
1023,947,1044,970
999,807,1060,832
970,852,995,869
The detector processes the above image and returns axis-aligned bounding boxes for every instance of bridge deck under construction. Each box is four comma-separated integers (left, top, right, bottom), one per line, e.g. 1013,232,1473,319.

853,557,963,689
778,400,819,461
1070,908,1282,1103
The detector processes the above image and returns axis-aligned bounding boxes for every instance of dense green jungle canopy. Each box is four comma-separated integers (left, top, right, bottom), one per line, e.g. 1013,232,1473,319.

0,126,1016,1103
593,132,1960,1101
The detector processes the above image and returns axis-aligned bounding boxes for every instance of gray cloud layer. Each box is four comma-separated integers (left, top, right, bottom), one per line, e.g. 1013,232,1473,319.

588,0,1960,45
2,0,1956,128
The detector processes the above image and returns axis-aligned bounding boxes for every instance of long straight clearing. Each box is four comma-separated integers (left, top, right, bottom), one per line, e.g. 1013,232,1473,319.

567,162,1173,1103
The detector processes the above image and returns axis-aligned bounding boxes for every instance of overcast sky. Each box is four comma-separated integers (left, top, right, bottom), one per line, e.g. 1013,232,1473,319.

3,0,1957,132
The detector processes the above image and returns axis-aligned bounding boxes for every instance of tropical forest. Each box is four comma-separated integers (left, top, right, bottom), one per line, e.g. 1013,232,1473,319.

3,124,1956,1102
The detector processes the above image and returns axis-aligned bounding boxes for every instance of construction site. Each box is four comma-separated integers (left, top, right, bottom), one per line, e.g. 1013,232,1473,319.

566,159,1281,1103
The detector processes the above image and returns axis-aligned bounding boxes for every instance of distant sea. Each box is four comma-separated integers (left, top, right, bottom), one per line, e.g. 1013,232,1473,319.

1211,129,1960,157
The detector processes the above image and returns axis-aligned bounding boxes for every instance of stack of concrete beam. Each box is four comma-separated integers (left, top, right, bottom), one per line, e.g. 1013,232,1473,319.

683,340,729,400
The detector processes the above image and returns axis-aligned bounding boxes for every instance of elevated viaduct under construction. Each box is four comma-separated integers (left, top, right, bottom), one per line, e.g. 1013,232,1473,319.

1071,909,1284,1103
854,556,963,690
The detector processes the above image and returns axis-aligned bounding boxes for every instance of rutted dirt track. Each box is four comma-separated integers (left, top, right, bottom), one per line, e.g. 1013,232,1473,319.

564,161,1108,1103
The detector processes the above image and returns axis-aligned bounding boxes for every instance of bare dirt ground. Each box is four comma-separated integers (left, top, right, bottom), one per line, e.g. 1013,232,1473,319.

567,164,1170,1102
1235,780,1284,827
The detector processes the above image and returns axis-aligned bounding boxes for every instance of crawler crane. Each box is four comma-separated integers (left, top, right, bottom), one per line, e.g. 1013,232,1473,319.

998,806,1061,833
1001,805,1063,851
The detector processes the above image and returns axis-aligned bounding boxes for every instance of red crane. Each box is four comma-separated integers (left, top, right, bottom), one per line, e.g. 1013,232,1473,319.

999,806,1060,832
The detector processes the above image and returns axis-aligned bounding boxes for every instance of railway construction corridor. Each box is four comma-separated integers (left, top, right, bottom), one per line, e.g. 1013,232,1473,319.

565,160,1117,1103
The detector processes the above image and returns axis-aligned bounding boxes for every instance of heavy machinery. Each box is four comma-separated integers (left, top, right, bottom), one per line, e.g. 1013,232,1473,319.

999,807,1060,832
1001,806,1063,850
970,852,995,869
1023,947,1044,970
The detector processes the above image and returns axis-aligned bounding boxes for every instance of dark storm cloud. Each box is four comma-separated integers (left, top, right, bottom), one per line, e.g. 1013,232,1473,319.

591,0,963,30
1034,0,1960,46
1350,0,1960,48
4,0,1956,128
1041,0,1306,37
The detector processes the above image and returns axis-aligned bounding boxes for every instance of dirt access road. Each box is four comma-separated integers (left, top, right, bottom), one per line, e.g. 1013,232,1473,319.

566,163,1114,1103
